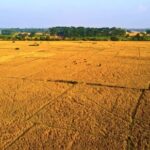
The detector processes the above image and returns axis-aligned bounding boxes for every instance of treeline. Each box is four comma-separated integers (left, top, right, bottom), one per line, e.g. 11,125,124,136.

0,27,150,41
49,27,150,41
0,28,48,35
49,27,126,38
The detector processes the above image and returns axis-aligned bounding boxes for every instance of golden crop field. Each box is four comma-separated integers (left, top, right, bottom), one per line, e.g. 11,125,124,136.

0,41,149,149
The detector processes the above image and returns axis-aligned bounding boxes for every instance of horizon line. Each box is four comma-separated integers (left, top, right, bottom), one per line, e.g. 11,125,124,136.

0,26,150,29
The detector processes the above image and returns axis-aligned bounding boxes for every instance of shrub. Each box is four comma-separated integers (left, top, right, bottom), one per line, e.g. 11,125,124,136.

110,36,120,41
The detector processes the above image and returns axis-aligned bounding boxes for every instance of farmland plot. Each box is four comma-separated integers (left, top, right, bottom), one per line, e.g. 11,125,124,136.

0,41,149,150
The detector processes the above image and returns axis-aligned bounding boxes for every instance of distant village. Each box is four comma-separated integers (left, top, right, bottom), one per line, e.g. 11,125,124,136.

0,28,61,41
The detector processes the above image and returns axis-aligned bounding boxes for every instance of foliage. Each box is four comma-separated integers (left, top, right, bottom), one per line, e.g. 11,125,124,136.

49,27,126,38
0,27,150,41
146,30,150,34
110,36,120,41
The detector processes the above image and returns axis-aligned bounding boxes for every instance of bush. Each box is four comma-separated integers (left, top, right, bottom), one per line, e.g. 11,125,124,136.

110,36,120,41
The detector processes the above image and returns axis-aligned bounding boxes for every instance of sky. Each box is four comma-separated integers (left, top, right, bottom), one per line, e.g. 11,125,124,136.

0,0,150,28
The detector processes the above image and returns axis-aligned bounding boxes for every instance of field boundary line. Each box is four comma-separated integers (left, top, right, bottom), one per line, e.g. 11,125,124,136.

92,87,150,127
131,90,145,126
0,77,149,91
84,93,130,123
138,47,141,59
26,84,76,121
126,90,145,150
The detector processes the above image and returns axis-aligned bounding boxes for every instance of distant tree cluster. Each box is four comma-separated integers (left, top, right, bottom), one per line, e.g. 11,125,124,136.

49,27,126,38
146,30,150,34
1,28,48,35
0,27,150,41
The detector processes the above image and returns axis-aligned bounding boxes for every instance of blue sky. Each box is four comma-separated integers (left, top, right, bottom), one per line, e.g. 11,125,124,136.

0,0,150,28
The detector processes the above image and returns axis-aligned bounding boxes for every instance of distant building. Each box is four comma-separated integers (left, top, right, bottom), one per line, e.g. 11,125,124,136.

126,31,143,37
49,35,62,40
35,32,43,36
18,32,31,36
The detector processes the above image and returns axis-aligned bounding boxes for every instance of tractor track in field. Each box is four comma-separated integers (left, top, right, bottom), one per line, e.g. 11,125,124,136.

3,123,36,150
126,90,146,150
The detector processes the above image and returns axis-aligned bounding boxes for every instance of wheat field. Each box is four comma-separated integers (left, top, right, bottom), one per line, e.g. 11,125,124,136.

0,41,149,150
